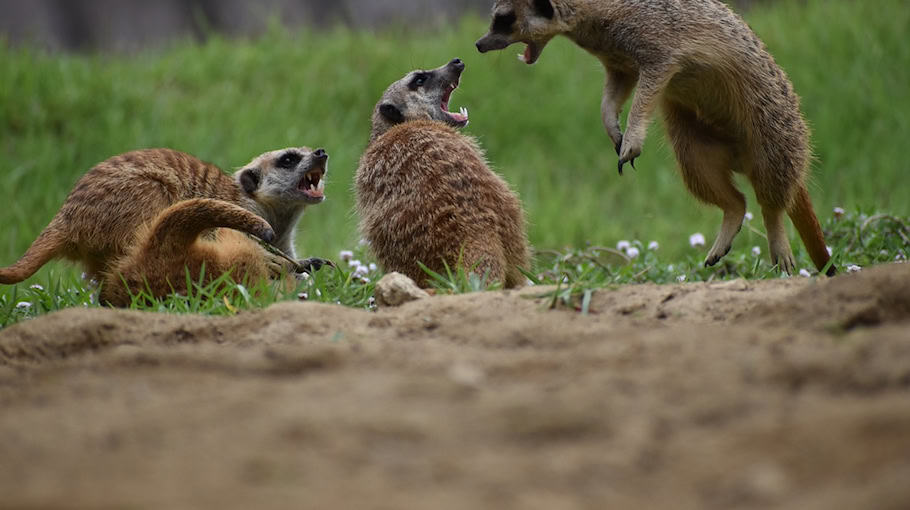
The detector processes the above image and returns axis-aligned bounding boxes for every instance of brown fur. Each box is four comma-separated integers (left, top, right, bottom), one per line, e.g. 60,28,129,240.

99,199,288,307
0,147,327,286
356,60,529,288
476,0,835,275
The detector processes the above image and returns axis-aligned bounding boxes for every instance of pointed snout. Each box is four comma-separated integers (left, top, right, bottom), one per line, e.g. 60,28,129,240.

475,33,510,53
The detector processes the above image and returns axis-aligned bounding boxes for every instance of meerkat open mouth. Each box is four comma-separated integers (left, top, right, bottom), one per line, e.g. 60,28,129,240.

518,42,542,65
298,167,326,200
441,83,469,127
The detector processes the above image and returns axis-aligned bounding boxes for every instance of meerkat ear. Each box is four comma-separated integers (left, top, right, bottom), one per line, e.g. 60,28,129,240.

379,103,405,124
533,0,555,19
239,168,261,194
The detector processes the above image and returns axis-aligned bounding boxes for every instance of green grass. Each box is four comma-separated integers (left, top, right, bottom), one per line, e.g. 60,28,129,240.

1,0,908,326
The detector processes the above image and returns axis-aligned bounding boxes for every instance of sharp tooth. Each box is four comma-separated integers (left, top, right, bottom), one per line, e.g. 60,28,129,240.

318,179,325,190
518,53,527,63
310,184,316,191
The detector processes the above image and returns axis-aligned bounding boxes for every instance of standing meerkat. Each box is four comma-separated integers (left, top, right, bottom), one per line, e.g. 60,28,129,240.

0,147,329,285
356,59,530,288
476,0,835,276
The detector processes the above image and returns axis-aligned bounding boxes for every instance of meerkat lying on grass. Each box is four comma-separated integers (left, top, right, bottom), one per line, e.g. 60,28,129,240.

1,147,330,304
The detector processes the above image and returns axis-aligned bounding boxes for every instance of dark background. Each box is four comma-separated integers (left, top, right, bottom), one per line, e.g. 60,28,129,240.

1,0,762,52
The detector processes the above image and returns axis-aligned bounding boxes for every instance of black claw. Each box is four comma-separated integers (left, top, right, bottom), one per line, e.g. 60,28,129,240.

630,158,636,170
297,257,335,274
258,228,276,244
614,141,622,156
617,159,625,176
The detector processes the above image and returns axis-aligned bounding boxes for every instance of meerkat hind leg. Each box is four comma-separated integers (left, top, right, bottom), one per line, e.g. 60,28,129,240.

664,104,745,267
761,206,796,275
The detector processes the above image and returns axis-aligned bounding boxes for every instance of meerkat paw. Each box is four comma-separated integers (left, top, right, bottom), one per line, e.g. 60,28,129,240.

298,257,335,274
704,243,733,268
265,252,298,279
770,250,796,276
617,138,642,176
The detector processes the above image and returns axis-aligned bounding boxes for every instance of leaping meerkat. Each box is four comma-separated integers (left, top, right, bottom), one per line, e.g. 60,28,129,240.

356,59,530,288
476,0,836,276
0,147,329,286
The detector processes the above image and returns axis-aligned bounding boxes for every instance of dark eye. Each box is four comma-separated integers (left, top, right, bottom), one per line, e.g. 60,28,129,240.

493,12,517,33
277,152,302,169
409,72,429,90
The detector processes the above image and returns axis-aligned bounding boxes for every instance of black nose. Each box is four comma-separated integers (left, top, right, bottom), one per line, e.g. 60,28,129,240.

313,148,327,160
449,58,465,70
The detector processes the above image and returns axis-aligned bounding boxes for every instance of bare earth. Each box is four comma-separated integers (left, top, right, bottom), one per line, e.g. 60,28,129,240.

1,263,909,510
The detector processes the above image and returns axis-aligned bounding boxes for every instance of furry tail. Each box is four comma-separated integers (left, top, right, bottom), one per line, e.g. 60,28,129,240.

787,185,836,276
141,198,274,258
0,226,65,284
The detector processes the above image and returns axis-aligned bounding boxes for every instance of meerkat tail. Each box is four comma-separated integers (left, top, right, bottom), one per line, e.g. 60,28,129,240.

0,225,66,284
141,198,275,258
787,185,836,276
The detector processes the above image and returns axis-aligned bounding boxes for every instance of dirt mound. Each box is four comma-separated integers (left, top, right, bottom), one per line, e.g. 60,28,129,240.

1,263,909,509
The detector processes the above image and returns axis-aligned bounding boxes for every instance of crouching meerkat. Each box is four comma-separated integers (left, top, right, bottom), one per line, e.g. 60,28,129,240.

0,147,329,288
476,0,835,276
356,59,530,288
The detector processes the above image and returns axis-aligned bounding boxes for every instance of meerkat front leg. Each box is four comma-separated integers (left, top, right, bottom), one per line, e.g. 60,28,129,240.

618,64,677,174
601,68,637,160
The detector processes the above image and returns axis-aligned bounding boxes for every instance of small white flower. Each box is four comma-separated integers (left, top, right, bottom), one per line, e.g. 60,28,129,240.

667,264,675,272
833,207,845,218
648,241,659,251
353,265,369,278
897,254,906,261
315,289,322,298
880,250,889,256
369,263,378,272
744,212,754,221
616,240,631,252
626,247,640,259
360,277,371,284
29,284,44,291
752,246,762,257
16,301,32,310
358,238,370,247
826,246,833,256
339,250,354,262
799,269,811,278
298,272,311,280
847,264,862,273
676,275,687,283
348,259,362,268
562,276,569,284
689,233,706,248
298,292,309,301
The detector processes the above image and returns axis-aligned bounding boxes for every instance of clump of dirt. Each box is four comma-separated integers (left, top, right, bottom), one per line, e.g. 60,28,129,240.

1,263,909,510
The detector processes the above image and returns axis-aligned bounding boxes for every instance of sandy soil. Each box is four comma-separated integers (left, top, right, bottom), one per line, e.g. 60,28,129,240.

1,263,909,510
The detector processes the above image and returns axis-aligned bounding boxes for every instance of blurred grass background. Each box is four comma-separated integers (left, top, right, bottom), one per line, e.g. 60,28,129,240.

1,0,907,286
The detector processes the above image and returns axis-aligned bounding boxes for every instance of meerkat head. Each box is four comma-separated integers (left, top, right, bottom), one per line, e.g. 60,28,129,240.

235,147,328,208
370,58,470,140
476,0,569,65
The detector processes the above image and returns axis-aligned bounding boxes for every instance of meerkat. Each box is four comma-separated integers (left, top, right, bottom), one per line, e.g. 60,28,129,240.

98,198,287,307
356,59,530,288
0,147,329,285
475,0,836,276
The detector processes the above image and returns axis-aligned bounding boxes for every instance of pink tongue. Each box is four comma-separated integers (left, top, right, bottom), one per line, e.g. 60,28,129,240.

524,45,533,64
